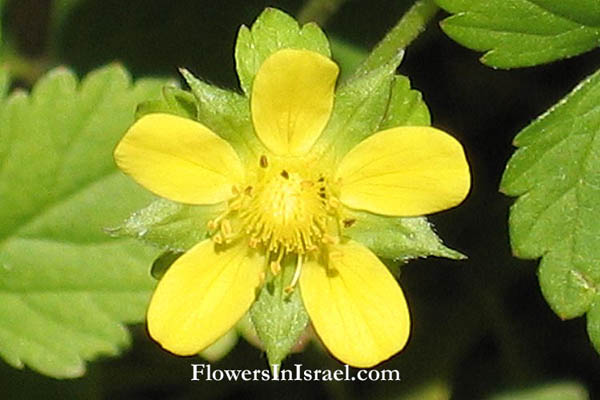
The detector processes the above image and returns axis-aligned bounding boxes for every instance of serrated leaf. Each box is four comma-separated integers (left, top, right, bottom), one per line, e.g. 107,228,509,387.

179,68,262,162
250,258,309,367
500,67,600,350
343,209,464,262
0,65,165,378
234,8,330,95
135,85,197,121
312,52,404,159
437,0,600,68
109,198,224,252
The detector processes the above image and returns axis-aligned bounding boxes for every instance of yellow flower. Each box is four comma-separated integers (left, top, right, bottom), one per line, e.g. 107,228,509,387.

114,49,470,367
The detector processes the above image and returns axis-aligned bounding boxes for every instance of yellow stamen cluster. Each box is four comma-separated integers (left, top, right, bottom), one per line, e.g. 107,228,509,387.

207,156,342,286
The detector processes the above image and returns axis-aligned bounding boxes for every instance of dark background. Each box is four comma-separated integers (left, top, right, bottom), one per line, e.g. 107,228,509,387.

3,0,600,398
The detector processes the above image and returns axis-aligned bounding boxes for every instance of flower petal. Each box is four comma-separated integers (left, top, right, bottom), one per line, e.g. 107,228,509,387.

300,240,410,367
335,126,470,216
114,113,244,205
251,49,338,156
147,240,264,355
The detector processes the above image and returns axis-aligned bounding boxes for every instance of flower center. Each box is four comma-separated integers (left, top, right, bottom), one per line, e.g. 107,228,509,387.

241,167,331,253
207,155,342,266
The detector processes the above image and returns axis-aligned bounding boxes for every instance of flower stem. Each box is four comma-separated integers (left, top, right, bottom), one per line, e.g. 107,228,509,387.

297,0,348,26
357,0,439,74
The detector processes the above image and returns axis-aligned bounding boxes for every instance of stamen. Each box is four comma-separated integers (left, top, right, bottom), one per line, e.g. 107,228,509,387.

285,254,304,294
270,248,285,275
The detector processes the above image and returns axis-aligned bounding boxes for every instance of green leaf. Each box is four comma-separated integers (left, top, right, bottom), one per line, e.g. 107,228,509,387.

330,37,367,82
135,85,197,121
343,209,465,261
234,8,331,95
199,329,239,362
488,382,589,400
109,198,224,253
312,52,405,160
0,65,165,378
180,68,262,162
500,67,600,350
437,0,600,68
250,258,309,367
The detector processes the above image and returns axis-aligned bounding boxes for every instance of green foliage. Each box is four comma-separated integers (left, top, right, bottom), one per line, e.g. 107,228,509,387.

313,51,406,159
109,198,224,252
0,65,165,377
250,259,309,368
344,210,465,262
135,85,197,121
488,382,589,400
437,0,600,68
234,7,331,95
180,68,262,162
501,67,600,350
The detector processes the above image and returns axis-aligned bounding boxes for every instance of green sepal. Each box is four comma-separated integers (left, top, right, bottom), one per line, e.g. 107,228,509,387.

312,51,405,160
500,66,600,350
150,250,183,280
135,84,197,121
437,0,600,68
234,8,331,96
343,209,465,262
250,257,309,368
380,75,431,129
179,68,262,162
108,199,224,252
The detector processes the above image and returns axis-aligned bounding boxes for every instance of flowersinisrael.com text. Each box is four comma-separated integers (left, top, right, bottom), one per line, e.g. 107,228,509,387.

191,363,401,382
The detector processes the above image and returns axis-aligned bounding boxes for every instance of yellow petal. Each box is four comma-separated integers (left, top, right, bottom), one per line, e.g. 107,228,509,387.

335,126,470,216
114,113,244,204
147,240,264,355
251,49,339,156
300,240,410,367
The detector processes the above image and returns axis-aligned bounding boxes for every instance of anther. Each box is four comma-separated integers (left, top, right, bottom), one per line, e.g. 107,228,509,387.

280,170,289,179
343,218,356,228
260,155,268,168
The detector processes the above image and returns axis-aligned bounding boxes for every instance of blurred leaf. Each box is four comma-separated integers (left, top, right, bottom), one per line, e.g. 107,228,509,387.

234,7,331,95
50,0,86,46
109,198,224,252
0,65,164,378
343,210,465,262
330,37,366,81
199,329,238,362
397,380,451,400
437,0,600,68
250,258,309,368
501,68,600,350
488,381,589,400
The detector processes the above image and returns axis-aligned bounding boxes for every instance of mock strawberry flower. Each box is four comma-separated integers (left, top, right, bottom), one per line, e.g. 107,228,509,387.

114,48,470,367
